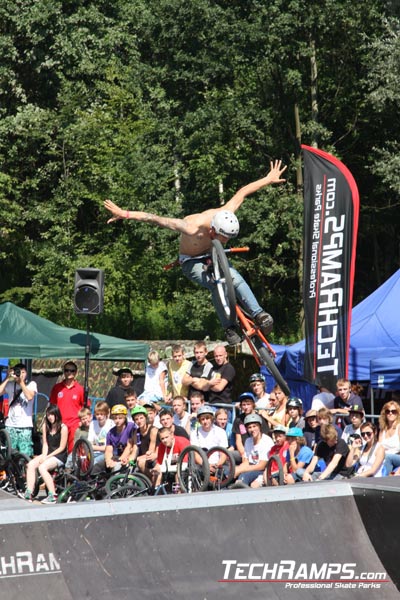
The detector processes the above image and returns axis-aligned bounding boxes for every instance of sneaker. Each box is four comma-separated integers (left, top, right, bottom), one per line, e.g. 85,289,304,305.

225,327,242,346
41,493,57,504
255,311,274,336
20,489,33,502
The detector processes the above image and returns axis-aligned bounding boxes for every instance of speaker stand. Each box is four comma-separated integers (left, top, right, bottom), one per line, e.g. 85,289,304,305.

84,315,91,407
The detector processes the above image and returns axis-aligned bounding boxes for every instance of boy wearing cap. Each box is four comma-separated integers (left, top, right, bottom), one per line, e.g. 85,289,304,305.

232,392,271,460
105,405,137,472
284,427,314,484
266,425,289,485
249,373,270,409
234,414,274,487
105,368,135,409
341,406,365,444
190,406,228,458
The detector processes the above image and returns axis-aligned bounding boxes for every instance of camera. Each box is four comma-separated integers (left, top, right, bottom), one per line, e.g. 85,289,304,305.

13,368,21,378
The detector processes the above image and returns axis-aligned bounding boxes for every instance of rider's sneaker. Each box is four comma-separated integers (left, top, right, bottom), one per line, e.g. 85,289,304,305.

41,493,57,504
225,327,242,346
255,311,274,336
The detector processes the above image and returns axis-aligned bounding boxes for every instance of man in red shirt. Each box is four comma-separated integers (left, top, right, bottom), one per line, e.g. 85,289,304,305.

50,361,85,453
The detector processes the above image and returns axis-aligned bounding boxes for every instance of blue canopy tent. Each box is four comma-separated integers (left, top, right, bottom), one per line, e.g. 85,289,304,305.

370,357,400,390
274,269,400,408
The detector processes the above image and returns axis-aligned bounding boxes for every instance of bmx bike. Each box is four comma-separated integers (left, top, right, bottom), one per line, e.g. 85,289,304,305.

210,239,290,396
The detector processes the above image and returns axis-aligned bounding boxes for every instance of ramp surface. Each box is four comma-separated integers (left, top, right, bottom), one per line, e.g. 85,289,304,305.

0,482,398,599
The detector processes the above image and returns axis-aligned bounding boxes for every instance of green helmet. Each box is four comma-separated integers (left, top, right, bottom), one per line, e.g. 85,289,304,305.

131,406,148,417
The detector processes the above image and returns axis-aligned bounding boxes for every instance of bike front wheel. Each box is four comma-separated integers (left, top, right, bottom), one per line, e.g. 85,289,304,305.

206,447,236,490
72,438,94,478
0,429,12,468
211,239,236,323
177,446,210,493
252,336,291,396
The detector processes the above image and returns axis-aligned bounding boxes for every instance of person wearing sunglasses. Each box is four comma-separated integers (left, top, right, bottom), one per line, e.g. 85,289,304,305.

346,422,385,477
378,401,400,475
49,361,85,454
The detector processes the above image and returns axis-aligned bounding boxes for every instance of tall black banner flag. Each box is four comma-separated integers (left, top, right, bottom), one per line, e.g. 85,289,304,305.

302,145,359,391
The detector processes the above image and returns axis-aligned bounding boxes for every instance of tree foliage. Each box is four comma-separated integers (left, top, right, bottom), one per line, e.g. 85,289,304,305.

0,0,399,343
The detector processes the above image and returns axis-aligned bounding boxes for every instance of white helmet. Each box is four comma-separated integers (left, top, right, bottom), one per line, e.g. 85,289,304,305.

211,211,239,238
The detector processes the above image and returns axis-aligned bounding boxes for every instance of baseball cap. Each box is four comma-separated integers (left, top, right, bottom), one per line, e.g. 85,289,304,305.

286,427,304,437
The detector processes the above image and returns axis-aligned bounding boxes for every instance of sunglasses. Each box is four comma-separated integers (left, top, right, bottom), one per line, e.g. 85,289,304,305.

385,409,398,415
361,431,373,438
64,368,76,373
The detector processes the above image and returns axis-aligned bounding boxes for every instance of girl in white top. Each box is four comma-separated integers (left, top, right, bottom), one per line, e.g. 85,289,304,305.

378,401,400,475
349,422,385,477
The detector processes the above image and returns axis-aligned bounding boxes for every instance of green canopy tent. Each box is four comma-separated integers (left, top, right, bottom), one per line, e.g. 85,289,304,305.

0,302,149,360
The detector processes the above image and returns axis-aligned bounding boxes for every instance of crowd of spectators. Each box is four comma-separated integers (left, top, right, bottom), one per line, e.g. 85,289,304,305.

1,345,400,502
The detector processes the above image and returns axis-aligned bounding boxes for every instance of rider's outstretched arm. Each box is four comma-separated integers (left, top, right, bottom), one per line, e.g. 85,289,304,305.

104,199,196,235
222,159,287,214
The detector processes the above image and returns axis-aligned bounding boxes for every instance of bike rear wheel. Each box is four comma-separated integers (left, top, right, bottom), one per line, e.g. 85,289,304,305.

265,454,284,486
252,336,291,396
72,438,94,478
177,446,210,493
107,483,148,500
105,473,151,496
0,429,12,468
211,239,236,324
206,447,236,490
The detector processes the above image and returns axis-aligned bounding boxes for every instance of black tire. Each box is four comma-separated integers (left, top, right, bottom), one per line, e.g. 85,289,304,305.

104,473,151,496
0,429,12,468
57,480,96,503
252,336,291,397
10,452,30,494
72,438,94,478
211,239,236,324
107,483,148,500
206,447,236,490
265,454,284,486
177,445,210,493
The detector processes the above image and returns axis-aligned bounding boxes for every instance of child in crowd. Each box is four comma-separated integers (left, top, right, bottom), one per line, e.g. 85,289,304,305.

265,425,289,485
24,405,68,503
73,406,92,443
88,401,114,473
139,350,168,403
214,408,234,447
124,388,138,421
105,405,137,472
172,396,191,434
283,427,314,484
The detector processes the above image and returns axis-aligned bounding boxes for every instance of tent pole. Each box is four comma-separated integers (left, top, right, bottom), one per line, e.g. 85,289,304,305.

84,315,91,407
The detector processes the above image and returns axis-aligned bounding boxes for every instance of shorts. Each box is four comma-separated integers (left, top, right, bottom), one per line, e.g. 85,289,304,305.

6,426,33,457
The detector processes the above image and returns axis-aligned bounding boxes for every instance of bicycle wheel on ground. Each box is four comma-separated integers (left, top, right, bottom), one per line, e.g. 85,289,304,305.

107,483,148,500
177,445,210,493
104,473,151,496
252,336,291,397
265,454,284,487
211,239,236,323
0,429,12,468
72,438,94,478
206,447,236,490
57,480,96,503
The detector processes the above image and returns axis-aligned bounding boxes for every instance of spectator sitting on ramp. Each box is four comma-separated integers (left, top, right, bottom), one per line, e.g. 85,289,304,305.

302,424,350,482
248,373,270,410
105,405,137,472
286,397,305,430
151,427,189,488
341,405,365,444
265,425,289,486
234,413,273,488
190,405,228,473
283,427,314,484
232,392,271,461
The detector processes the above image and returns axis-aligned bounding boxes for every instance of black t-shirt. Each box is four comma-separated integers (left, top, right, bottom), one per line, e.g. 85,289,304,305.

333,393,363,427
208,362,236,405
105,385,129,409
187,360,214,402
315,438,349,477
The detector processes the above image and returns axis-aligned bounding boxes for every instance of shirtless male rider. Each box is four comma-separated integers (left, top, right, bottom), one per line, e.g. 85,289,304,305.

104,160,286,345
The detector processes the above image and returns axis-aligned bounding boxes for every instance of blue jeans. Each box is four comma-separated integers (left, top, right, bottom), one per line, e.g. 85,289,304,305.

181,259,263,329
383,453,400,475
238,469,264,486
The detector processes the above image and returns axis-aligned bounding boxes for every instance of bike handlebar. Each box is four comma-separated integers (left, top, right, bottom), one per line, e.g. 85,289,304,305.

226,246,250,253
